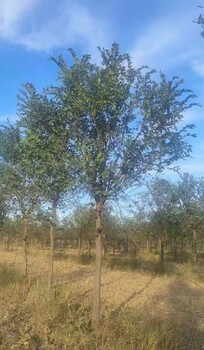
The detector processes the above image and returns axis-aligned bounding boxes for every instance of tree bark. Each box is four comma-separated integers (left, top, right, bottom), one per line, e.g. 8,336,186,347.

159,236,164,270
181,238,184,256
23,215,29,277
78,234,82,255
88,239,92,257
112,240,116,256
103,239,108,258
6,231,10,251
92,200,103,327
192,229,197,263
173,237,178,262
48,200,57,290
146,239,149,253
124,233,129,253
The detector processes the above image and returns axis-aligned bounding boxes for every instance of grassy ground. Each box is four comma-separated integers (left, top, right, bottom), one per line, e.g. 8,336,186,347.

0,247,204,349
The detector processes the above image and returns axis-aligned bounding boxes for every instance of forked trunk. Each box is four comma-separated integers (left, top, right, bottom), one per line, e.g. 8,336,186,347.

23,215,29,277
92,200,103,327
48,200,57,290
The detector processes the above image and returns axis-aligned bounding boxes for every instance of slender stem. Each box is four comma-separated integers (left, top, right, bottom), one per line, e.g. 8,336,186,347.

48,200,57,290
92,201,103,327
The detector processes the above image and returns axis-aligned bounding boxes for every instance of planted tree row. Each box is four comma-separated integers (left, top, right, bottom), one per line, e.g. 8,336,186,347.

0,43,197,325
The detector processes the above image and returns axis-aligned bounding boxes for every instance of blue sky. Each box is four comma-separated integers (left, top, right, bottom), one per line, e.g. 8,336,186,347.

0,0,204,179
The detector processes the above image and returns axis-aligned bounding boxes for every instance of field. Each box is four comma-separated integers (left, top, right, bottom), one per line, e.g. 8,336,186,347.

0,247,204,350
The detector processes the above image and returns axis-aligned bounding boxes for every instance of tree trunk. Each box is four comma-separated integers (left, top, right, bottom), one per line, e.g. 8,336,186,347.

23,215,29,277
124,234,129,253
146,239,149,253
48,200,57,290
6,231,10,251
88,239,92,257
78,234,82,255
181,238,184,256
173,237,178,262
159,236,164,270
92,200,103,327
103,238,108,258
112,240,116,256
192,229,197,263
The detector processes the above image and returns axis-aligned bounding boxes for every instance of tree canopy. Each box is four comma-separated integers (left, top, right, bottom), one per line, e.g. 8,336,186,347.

50,43,196,205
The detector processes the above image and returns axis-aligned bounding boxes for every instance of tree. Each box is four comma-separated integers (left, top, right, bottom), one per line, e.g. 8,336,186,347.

0,125,39,275
48,43,196,325
177,173,204,261
0,166,10,245
18,84,78,288
144,178,179,268
194,6,204,37
102,207,121,257
71,205,96,255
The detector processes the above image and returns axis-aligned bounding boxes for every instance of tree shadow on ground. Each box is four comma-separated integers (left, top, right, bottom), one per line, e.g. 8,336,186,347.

54,251,95,265
53,268,94,287
0,263,23,288
106,256,177,275
111,275,155,317
111,279,204,350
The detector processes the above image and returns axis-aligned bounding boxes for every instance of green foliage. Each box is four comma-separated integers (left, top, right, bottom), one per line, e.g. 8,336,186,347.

194,7,204,37
0,125,39,217
71,205,96,240
177,173,204,239
50,43,196,204
18,85,78,204
0,167,9,229
0,124,21,164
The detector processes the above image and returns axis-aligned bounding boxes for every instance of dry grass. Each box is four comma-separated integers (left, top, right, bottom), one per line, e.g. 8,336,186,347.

0,246,204,349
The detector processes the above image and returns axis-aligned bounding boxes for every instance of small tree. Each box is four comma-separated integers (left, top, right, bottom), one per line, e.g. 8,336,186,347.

0,165,10,246
0,125,39,275
145,178,178,267
177,173,204,261
50,43,196,325
18,84,78,288
71,205,95,255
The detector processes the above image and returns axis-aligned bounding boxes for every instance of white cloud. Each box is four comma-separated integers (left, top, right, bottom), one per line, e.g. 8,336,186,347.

0,0,41,39
0,0,109,53
130,7,204,77
191,60,204,77
180,109,203,126
21,3,108,54
130,18,186,69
